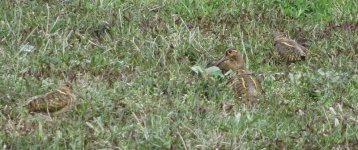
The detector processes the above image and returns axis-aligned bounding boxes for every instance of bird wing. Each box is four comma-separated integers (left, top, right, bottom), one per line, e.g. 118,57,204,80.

231,74,261,100
245,75,261,98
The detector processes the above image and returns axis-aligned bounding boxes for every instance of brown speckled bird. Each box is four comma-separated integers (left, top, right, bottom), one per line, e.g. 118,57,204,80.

273,32,308,62
25,82,76,115
208,49,262,102
207,48,245,73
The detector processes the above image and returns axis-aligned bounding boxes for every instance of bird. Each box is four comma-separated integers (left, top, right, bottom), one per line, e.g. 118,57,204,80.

25,82,76,115
207,48,246,73
273,32,308,62
208,49,262,102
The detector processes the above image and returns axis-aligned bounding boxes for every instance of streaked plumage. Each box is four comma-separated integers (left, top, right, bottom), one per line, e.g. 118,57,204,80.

25,82,76,115
208,49,262,101
229,70,262,102
274,32,308,62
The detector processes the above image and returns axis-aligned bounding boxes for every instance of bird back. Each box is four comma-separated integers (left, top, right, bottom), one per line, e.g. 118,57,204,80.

274,35,308,62
25,89,75,114
229,73,261,102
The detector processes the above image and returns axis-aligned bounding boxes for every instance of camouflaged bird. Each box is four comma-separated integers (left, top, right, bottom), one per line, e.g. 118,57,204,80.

208,49,262,102
273,32,308,62
25,82,76,115
207,48,245,73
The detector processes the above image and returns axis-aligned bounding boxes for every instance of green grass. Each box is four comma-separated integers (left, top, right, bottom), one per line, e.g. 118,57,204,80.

1,0,357,149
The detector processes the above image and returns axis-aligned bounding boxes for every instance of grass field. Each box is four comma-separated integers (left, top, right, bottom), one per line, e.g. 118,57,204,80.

0,0,357,149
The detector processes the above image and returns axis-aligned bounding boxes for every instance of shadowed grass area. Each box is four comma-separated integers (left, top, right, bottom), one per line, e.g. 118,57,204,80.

0,0,357,149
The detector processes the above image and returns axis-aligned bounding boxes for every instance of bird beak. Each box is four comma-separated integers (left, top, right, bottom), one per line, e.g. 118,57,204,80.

211,56,228,66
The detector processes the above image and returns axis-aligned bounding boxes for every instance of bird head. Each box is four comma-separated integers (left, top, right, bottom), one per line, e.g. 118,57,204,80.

219,49,245,70
225,49,243,61
273,31,287,42
58,82,73,93
207,48,247,73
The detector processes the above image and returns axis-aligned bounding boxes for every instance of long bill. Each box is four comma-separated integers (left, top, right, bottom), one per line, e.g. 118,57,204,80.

211,56,228,66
